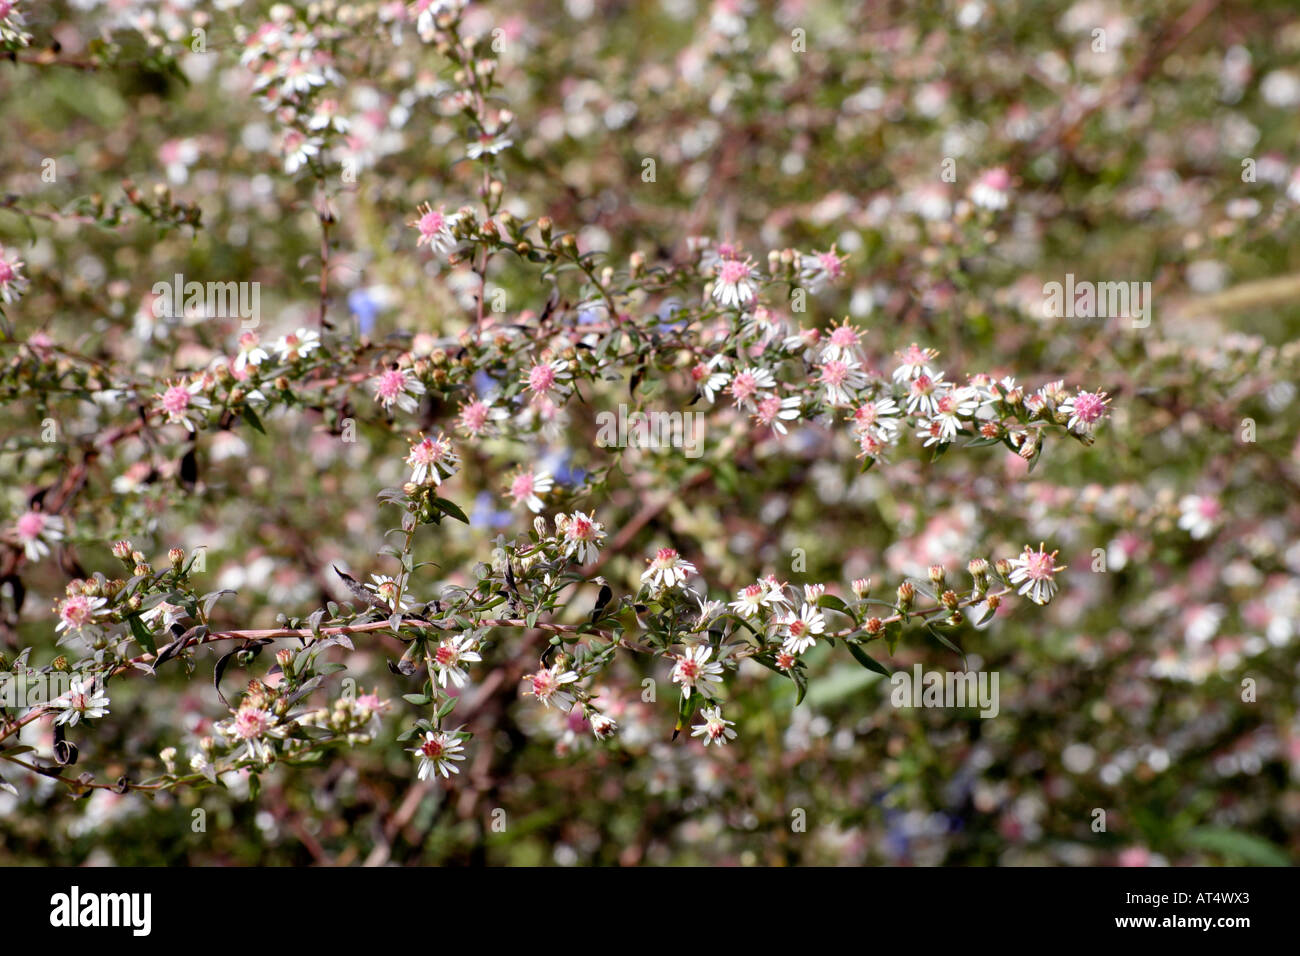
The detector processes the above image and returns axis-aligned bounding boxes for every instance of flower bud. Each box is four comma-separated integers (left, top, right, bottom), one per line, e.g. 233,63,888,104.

112,540,133,559
629,250,645,277
896,581,915,610
941,589,960,610
986,594,1001,611
864,617,885,635
169,547,185,570
851,577,871,598
134,563,152,577
928,564,946,586
536,216,553,243
994,558,1012,582
276,648,295,676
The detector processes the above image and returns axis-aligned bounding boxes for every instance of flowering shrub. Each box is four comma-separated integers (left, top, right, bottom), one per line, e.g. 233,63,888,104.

0,0,1297,866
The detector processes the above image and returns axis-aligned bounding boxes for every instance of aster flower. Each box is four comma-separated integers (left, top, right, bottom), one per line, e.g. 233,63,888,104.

154,378,212,432
725,366,776,411
819,317,863,362
690,355,730,404
753,394,802,434
409,202,460,255
406,432,458,486
0,244,29,304
372,367,426,413
848,397,901,440
52,679,110,727
590,712,618,740
904,371,948,416
1007,543,1065,606
1060,389,1111,435
368,574,410,611
729,582,778,618
1178,495,1221,540
431,634,482,688
671,644,725,699
455,398,509,437
801,247,848,293
691,706,737,747
931,387,980,441
816,356,868,407
641,547,698,591
466,133,514,159
281,130,323,175
522,358,572,401
0,0,30,47
554,511,605,564
970,167,1012,210
410,0,468,34
219,704,280,764
506,469,553,513
11,510,64,561
273,328,321,362
711,256,758,309
410,730,466,780
233,331,269,372
779,603,826,655
893,343,940,383
522,662,580,710
142,600,186,631
55,592,107,636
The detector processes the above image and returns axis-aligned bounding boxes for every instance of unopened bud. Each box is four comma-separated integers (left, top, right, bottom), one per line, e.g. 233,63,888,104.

941,589,960,610
851,577,871,598
864,617,885,635
928,564,946,586
169,547,185,569
112,540,133,559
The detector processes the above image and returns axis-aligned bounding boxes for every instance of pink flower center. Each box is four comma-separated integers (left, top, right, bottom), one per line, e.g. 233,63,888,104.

854,404,879,426
718,259,750,285
1023,551,1057,581
653,547,679,567
15,511,44,539
531,672,557,698
756,395,781,421
936,395,957,415
511,473,535,498
376,369,406,399
460,401,489,431
678,660,700,681
61,596,92,626
569,516,594,540
421,735,446,758
829,324,857,347
435,643,457,667
911,374,934,395
1072,392,1105,422
1198,498,1220,519
528,363,556,392
0,260,13,284
235,709,270,739
729,372,757,401
788,619,807,637
820,361,848,386
162,385,191,414
419,208,445,236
